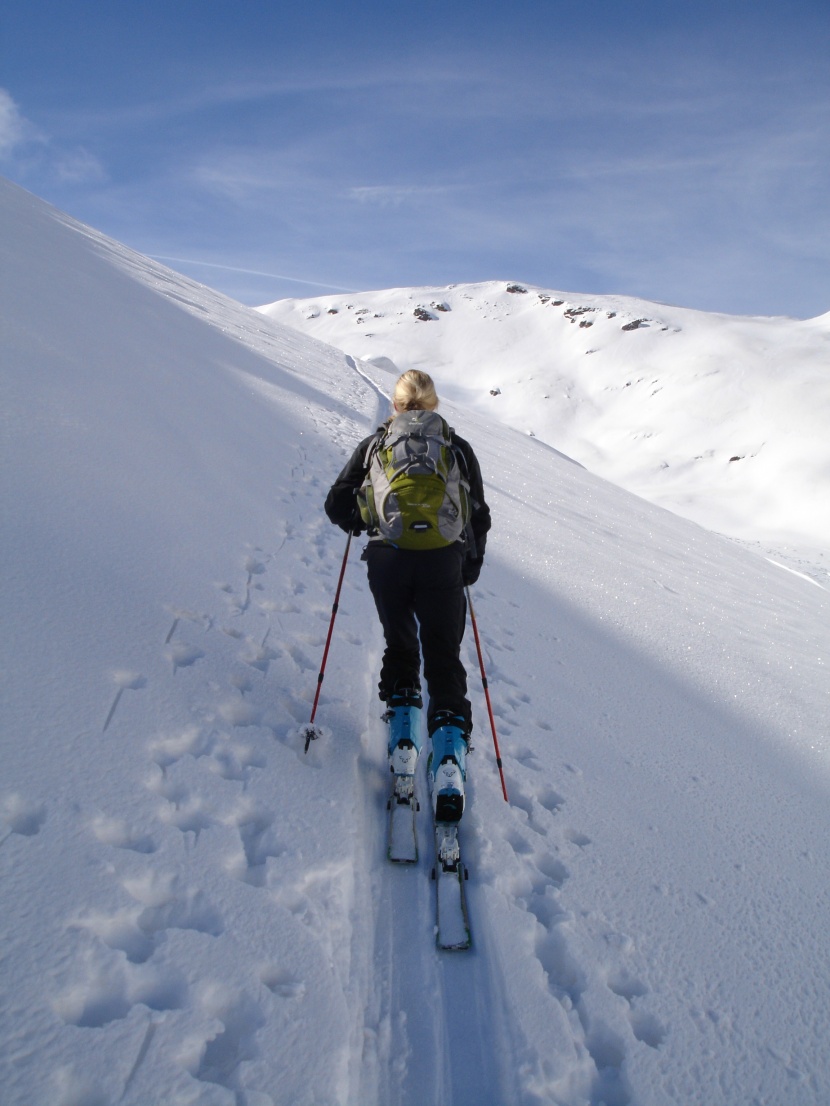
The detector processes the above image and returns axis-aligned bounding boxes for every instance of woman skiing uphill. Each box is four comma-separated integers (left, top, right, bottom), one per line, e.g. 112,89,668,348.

325,370,491,823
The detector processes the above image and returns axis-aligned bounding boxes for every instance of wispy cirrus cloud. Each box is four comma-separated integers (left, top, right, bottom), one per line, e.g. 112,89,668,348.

54,148,108,184
150,255,358,292
0,87,41,155
349,184,454,206
43,60,478,136
0,86,106,185
3,1,828,318
190,158,322,206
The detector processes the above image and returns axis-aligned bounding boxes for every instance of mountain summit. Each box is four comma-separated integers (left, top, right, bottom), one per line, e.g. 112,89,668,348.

263,280,830,584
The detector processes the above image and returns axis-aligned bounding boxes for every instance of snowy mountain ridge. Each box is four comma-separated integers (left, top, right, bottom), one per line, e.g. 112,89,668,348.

262,280,830,585
2,177,830,1105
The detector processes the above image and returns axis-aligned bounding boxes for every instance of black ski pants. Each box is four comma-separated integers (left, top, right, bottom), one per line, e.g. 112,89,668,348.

364,542,471,733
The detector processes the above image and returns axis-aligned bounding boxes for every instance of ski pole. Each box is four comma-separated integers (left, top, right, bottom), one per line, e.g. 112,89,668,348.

303,531,352,752
466,587,509,802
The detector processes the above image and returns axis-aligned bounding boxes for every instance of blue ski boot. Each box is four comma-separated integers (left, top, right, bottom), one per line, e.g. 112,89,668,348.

429,712,469,823
383,689,423,801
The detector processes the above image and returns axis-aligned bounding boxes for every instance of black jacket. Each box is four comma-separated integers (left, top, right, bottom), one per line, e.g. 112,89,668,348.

325,426,491,565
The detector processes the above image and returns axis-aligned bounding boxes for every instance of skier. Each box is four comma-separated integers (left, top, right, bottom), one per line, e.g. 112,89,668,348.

325,370,491,823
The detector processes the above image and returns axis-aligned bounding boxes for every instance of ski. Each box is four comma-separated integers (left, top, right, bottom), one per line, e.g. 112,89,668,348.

432,821,471,950
387,777,418,863
383,693,423,864
426,734,472,951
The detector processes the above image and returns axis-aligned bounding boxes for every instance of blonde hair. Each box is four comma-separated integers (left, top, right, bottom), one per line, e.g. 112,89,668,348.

393,370,439,412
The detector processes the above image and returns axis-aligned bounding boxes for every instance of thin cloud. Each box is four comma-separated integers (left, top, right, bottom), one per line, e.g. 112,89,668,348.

189,138,341,202
54,148,107,184
349,184,453,206
4,9,827,319
150,255,359,293
0,88,41,155
0,86,106,184
48,62,476,134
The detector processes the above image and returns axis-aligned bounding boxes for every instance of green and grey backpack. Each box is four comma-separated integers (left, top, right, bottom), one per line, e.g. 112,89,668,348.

358,410,471,550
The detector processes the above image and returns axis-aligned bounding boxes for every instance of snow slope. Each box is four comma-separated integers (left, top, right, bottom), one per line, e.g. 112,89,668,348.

261,284,830,586
2,176,830,1105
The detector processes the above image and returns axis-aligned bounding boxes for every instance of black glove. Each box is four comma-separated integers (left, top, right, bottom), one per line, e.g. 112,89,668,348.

337,506,366,535
462,558,483,586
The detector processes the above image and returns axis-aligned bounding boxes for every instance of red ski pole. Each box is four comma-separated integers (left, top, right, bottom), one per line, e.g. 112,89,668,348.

466,587,509,802
303,531,352,752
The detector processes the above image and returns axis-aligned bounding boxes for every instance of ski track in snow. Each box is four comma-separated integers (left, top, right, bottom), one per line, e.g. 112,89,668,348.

345,363,669,1106
5,182,830,1106
16,365,746,1106
40,351,641,1105
25,374,535,1106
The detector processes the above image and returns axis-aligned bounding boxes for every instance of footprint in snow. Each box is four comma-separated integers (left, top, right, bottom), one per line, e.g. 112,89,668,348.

607,961,667,1049
148,724,214,769
146,769,221,837
284,644,316,675
189,988,266,1092
504,780,545,832
1,793,47,840
90,814,157,854
158,791,218,836
207,738,266,782
503,775,563,834
628,1009,667,1049
72,868,224,963
53,951,186,1029
243,555,267,578
535,784,565,815
230,671,254,695
224,800,285,887
102,670,147,732
513,746,542,772
239,638,278,673
261,966,306,999
505,827,535,856
165,641,206,671
218,699,263,728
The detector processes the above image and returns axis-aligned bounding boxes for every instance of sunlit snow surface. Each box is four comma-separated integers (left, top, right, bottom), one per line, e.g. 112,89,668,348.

263,282,830,589
2,177,829,1105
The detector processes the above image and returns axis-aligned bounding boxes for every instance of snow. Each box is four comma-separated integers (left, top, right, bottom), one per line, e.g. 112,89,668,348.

2,175,830,1105
261,282,830,588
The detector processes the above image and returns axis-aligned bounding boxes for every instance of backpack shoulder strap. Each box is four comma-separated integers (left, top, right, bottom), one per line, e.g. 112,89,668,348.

447,428,471,484
362,426,386,470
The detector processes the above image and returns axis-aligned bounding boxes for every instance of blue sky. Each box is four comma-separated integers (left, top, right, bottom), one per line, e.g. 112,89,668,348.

2,0,829,316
